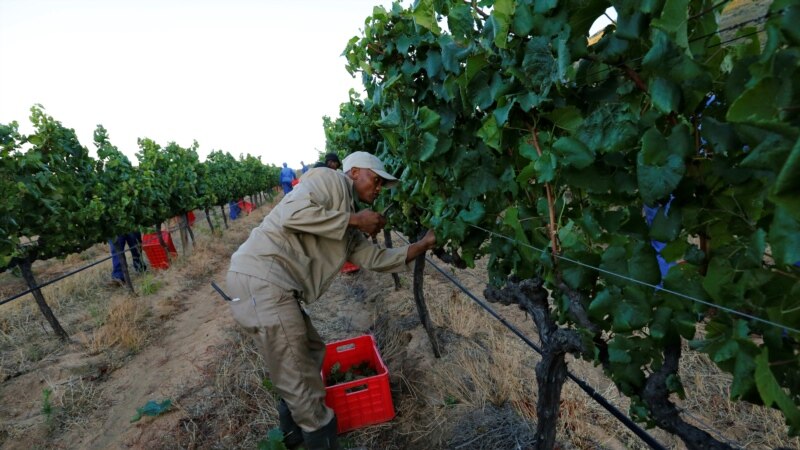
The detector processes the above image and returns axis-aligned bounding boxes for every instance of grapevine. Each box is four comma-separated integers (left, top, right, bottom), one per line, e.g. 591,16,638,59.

337,0,800,446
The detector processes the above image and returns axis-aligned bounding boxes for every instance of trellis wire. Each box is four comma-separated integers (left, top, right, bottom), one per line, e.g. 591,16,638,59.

469,224,800,335
393,232,668,450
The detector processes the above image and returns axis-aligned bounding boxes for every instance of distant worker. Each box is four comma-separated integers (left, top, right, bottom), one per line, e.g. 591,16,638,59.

280,162,296,194
226,152,436,449
313,153,341,170
301,161,310,174
108,232,147,286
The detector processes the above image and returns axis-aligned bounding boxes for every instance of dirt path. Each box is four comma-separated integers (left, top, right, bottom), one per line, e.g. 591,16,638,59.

62,266,233,449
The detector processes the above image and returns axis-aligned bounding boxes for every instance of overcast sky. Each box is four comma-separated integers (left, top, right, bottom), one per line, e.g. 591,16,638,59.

0,1,612,169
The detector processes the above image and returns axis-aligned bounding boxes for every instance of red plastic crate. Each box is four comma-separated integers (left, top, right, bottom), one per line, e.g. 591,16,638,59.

141,231,177,269
340,261,360,274
322,335,395,433
237,200,253,214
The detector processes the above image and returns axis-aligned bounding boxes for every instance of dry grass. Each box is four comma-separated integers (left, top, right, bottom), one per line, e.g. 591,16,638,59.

0,203,277,449
79,297,149,355
42,376,107,433
0,261,111,381
144,330,280,449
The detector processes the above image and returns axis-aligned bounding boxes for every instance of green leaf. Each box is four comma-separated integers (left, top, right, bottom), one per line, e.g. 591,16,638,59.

589,287,619,320
771,138,800,219
651,0,690,50
700,116,740,157
439,36,472,74
418,132,439,162
511,2,535,36
577,104,638,154
561,252,599,289
774,137,800,198
637,127,685,204
649,206,682,242
616,11,645,40
628,242,662,286
533,0,557,13
477,116,502,151
702,257,739,303
534,152,557,183
422,51,442,78
493,97,515,126
411,0,441,35
755,349,800,431
457,200,486,224
713,339,739,363
643,29,672,70
417,107,440,131
447,4,474,42
649,77,681,114
377,106,401,128
491,0,514,49
613,291,651,332
518,140,538,161
521,37,556,89
552,136,594,169
609,346,632,364
543,106,583,133
727,77,782,124
650,306,672,340
768,206,800,266
557,220,579,249
660,239,687,261
730,352,756,399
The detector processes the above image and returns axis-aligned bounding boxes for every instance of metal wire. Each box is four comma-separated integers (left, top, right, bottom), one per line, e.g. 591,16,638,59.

0,245,138,306
393,232,669,450
0,198,265,305
468,224,800,335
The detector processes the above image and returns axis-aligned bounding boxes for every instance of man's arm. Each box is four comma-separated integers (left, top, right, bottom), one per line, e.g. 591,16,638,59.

280,171,350,240
348,210,387,237
347,228,436,272
404,229,436,263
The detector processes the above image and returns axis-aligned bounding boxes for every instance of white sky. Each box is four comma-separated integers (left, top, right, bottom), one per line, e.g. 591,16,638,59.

0,1,613,169
0,0,399,168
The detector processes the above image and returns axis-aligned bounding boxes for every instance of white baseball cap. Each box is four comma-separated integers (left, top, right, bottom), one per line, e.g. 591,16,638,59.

342,152,399,188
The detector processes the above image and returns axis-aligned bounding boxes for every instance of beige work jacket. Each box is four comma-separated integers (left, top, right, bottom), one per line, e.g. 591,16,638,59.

228,167,409,302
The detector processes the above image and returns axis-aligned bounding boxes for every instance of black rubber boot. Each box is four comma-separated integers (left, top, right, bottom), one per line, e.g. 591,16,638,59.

277,399,304,448
301,416,339,450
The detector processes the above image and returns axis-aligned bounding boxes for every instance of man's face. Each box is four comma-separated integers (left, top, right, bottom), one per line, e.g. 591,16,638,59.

327,160,340,170
351,167,384,204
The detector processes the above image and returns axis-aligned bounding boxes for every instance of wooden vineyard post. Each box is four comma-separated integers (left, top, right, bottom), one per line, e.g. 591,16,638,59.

183,213,195,245
220,204,228,229
204,207,214,233
413,247,441,358
18,259,69,341
155,222,174,263
178,217,189,252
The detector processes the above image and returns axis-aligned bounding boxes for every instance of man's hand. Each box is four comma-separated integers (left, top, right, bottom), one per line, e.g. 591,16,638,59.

349,210,387,237
405,229,437,263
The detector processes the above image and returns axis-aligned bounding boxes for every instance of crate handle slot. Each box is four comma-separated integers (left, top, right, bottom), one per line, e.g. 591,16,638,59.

345,384,368,395
335,343,356,353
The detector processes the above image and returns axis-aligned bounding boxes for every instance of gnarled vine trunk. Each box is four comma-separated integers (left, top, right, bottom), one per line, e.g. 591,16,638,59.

485,277,583,450
19,259,68,341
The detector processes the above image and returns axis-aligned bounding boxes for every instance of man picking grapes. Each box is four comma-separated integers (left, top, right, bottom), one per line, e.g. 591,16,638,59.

226,152,436,449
